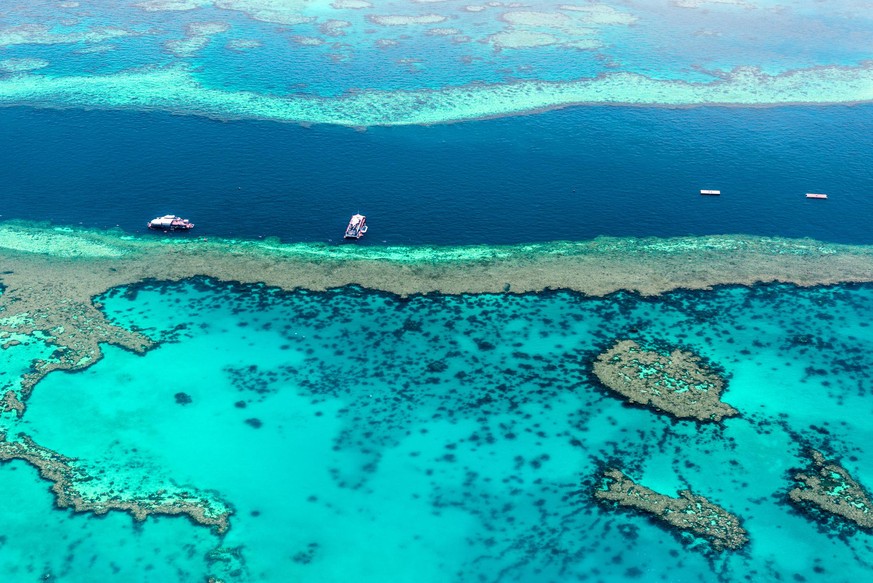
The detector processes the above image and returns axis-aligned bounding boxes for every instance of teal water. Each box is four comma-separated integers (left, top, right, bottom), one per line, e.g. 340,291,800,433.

4,1,873,124
5,0,873,94
4,280,873,581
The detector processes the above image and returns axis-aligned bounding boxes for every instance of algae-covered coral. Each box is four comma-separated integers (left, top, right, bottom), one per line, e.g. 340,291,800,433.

789,449,873,530
592,340,737,421
594,468,748,551
0,432,231,533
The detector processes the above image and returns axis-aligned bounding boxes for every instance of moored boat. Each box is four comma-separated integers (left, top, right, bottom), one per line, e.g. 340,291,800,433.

806,193,828,199
148,215,194,231
344,214,368,239
700,189,721,196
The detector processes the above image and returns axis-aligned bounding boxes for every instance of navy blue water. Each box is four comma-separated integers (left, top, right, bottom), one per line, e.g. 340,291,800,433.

2,104,871,245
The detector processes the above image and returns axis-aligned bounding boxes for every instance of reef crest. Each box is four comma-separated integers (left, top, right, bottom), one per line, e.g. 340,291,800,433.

4,223,873,414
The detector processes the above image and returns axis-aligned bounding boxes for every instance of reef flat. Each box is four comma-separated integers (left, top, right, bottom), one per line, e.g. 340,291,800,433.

595,468,748,551
593,340,737,422
6,254,873,580
0,432,231,533
789,449,873,530
3,63,873,126
5,222,873,410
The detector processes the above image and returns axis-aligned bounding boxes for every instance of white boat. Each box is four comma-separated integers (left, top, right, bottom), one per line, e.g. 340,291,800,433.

344,214,368,239
148,215,194,231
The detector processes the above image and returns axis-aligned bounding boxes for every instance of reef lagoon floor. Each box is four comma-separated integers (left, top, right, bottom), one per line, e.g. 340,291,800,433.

2,224,873,581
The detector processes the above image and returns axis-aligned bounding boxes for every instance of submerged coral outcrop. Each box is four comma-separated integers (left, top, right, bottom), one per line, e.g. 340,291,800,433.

789,449,873,530
592,340,737,421
0,432,232,533
594,468,748,551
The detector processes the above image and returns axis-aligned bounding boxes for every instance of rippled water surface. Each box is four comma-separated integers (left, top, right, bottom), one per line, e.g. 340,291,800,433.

2,104,872,245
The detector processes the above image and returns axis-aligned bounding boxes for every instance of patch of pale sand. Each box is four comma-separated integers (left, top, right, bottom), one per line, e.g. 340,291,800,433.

558,4,638,25
136,0,210,10
367,14,447,26
226,38,262,50
59,1,80,7
426,27,462,36
187,21,231,36
463,5,488,12
489,30,558,48
165,22,230,57
0,58,50,73
565,38,602,50
559,25,597,36
165,36,209,57
320,19,351,36
292,35,325,45
0,24,132,47
674,0,755,8
138,0,318,24
501,10,572,27
331,0,371,8
214,0,315,25
492,10,602,51
73,44,117,54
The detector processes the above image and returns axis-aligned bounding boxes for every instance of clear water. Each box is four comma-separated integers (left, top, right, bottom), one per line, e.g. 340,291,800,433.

4,279,873,581
1,104,872,245
3,1,873,581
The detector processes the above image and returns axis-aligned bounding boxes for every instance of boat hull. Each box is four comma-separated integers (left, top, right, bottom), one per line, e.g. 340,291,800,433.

344,214,367,239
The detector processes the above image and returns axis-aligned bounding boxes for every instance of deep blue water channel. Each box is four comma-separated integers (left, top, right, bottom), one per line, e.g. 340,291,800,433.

1,104,871,244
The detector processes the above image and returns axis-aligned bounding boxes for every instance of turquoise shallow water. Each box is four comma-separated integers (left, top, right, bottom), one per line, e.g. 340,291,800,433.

4,1,873,124
4,280,873,581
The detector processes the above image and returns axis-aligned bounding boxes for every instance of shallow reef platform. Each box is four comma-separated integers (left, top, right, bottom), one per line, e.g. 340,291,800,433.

3,222,873,580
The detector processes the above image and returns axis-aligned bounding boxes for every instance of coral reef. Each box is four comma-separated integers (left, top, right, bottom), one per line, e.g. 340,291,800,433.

0,432,231,533
789,449,873,529
595,468,748,551
0,391,25,416
5,62,873,126
3,224,873,413
593,340,737,421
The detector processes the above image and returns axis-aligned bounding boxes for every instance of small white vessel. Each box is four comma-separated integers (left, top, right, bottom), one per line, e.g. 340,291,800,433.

344,214,368,239
147,215,194,231
806,193,828,200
